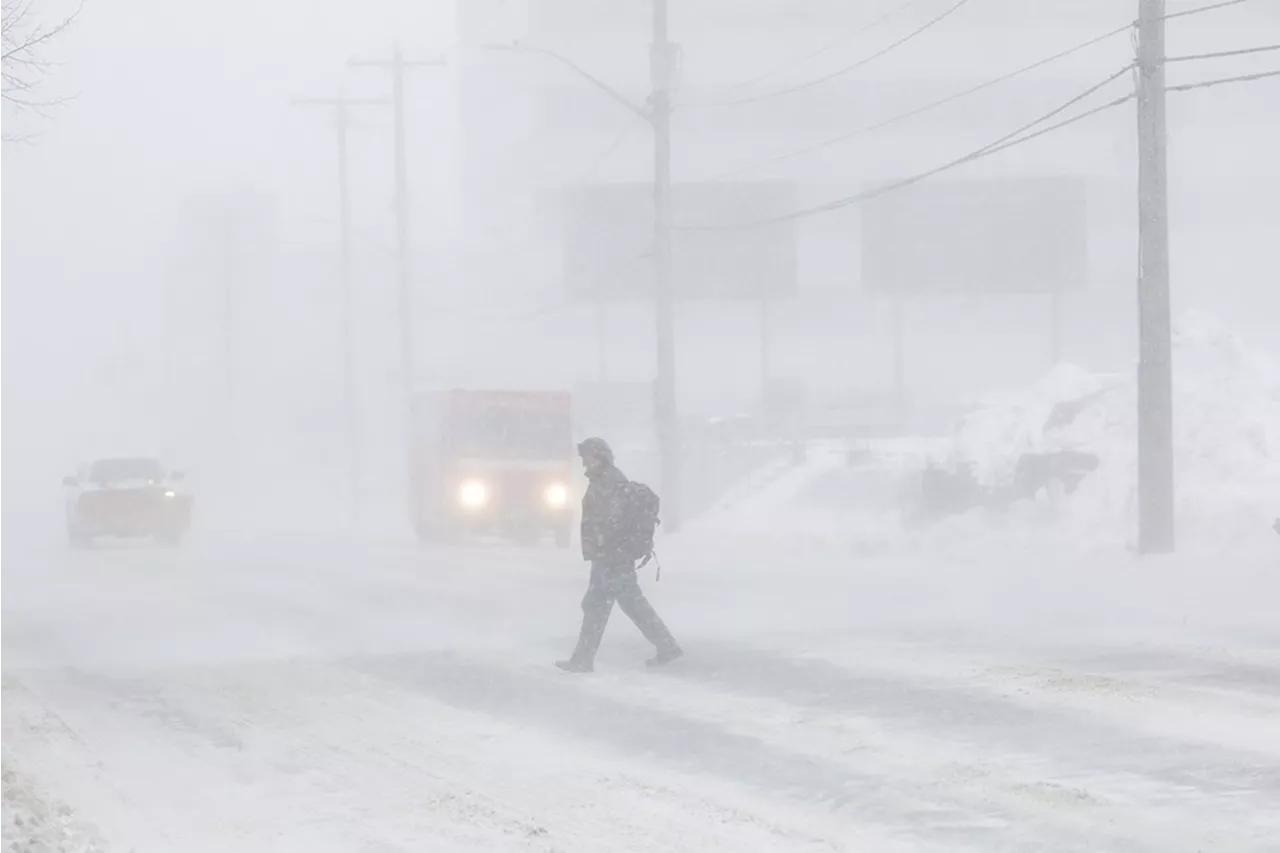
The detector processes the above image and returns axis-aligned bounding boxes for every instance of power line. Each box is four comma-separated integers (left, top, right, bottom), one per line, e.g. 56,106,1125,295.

686,0,972,109
700,21,1137,182
1165,44,1280,62
678,70,1136,231
1166,67,1280,90
700,0,932,97
1161,0,1253,22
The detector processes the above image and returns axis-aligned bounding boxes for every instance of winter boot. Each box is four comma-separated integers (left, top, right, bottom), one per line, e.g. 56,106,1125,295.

646,646,683,667
555,658,593,674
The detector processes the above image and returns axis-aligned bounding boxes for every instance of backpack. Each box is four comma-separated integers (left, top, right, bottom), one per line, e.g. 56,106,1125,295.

617,480,661,572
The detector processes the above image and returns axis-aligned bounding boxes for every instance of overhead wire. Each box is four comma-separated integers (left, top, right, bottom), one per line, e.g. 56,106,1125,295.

1166,67,1280,91
699,0,933,97
1165,44,1280,62
685,0,973,109
676,67,1137,231
698,21,1138,182
1160,0,1254,22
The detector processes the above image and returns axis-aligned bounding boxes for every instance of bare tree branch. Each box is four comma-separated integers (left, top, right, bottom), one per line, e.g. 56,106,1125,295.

2,0,81,137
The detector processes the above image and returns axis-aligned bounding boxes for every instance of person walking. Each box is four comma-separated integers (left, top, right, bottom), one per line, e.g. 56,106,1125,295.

556,437,682,673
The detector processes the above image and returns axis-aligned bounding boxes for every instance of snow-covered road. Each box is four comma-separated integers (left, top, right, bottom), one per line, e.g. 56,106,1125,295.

3,531,1278,852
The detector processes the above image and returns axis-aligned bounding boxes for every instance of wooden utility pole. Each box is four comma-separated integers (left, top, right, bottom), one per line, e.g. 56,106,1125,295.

348,47,446,406
651,0,681,529
292,95,390,524
1136,0,1175,553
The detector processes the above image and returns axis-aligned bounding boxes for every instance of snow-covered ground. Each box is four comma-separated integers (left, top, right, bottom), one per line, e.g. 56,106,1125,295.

5,312,1278,852
3,524,1278,852
2,764,107,853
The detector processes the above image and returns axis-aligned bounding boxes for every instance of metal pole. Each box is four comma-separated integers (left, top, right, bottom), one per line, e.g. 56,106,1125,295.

651,0,681,530
1136,0,1175,554
335,104,361,523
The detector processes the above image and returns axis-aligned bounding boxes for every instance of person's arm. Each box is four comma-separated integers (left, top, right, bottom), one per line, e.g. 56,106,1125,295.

581,486,603,560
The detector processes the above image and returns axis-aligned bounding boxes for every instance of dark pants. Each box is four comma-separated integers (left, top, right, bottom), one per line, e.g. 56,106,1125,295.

571,560,678,663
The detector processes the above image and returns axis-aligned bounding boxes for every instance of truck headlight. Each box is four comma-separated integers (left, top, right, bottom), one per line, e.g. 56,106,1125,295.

544,482,569,508
164,490,177,499
458,479,488,509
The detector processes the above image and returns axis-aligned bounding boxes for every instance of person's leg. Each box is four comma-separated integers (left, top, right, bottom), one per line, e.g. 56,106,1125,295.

614,574,680,658
559,564,615,671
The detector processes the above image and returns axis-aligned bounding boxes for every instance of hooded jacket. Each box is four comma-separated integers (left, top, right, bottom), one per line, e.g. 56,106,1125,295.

580,462,630,564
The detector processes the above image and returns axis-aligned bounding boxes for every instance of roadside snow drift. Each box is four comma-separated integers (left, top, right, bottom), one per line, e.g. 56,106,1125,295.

944,311,1280,551
2,765,107,853
696,312,1279,555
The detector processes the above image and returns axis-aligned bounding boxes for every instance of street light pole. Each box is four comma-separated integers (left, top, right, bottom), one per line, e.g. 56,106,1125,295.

1136,0,1175,553
292,95,390,524
481,34,683,527
650,0,682,530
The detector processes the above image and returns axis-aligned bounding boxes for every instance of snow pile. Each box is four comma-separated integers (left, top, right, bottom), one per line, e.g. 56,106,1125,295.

2,767,107,853
938,311,1280,551
944,363,1126,488
692,441,935,554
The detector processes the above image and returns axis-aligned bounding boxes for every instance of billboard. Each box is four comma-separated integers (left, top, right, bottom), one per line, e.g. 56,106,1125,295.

860,176,1088,296
560,180,798,302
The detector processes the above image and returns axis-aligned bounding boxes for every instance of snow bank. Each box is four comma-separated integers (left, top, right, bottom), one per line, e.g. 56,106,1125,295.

687,312,1279,558
939,311,1280,551
2,766,106,853
691,440,938,554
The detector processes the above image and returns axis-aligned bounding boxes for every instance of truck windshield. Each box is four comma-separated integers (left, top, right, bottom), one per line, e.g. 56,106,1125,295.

89,458,164,483
451,408,571,460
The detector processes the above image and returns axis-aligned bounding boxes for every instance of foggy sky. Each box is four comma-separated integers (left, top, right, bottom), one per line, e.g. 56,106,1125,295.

4,0,1278,523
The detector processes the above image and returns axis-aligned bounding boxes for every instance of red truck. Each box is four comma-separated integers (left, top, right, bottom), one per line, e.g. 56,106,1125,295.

409,389,575,547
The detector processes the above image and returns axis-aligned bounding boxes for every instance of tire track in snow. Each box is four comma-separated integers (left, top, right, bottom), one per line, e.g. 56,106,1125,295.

5,660,887,853
348,649,1202,853
655,642,1280,811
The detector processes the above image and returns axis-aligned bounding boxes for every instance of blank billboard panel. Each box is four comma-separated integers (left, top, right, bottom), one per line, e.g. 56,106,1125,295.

860,176,1088,296
562,181,798,302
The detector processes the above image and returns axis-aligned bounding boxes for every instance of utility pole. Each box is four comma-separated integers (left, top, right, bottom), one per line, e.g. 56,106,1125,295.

483,31,681,525
1136,0,1175,554
651,0,681,530
348,47,446,409
292,95,390,524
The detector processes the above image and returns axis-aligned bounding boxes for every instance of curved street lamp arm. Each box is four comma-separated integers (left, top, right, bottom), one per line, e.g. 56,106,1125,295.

480,43,651,122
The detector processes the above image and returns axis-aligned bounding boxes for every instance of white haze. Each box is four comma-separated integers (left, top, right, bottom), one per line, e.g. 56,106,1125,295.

5,0,1279,527
4,1,1280,851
